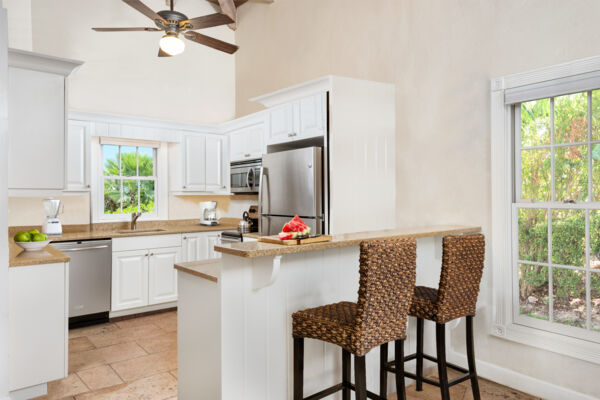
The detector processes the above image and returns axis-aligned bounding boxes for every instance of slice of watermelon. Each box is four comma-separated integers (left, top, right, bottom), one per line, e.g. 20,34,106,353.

279,232,294,240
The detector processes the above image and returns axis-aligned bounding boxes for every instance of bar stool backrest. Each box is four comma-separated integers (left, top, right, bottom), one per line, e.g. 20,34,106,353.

352,238,417,356
436,234,485,323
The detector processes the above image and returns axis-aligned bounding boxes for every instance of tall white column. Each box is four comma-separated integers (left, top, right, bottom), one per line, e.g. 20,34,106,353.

0,7,9,400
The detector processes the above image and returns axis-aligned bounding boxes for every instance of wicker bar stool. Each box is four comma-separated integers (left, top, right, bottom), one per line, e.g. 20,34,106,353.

292,238,417,400
381,234,485,400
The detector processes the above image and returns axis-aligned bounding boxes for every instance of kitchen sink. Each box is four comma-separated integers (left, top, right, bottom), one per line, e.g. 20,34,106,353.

117,229,167,234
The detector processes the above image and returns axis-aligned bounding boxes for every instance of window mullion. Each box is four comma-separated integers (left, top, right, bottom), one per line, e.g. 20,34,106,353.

548,207,554,323
588,91,593,202
551,97,556,202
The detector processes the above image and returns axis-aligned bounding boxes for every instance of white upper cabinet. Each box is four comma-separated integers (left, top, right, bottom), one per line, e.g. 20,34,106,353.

171,133,227,194
205,135,225,192
267,103,295,144
183,135,207,191
266,93,327,145
7,50,82,193
297,92,327,140
228,112,267,162
66,120,91,191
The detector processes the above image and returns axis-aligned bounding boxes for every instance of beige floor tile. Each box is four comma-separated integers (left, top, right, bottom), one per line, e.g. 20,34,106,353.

69,323,119,339
75,372,177,400
462,377,541,400
111,350,177,382
76,365,124,391
87,323,165,348
69,337,95,353
136,331,177,354
114,311,175,329
47,374,90,399
69,341,147,372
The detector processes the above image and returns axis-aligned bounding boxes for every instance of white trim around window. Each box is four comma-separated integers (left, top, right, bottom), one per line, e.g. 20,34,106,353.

90,137,168,223
491,55,600,365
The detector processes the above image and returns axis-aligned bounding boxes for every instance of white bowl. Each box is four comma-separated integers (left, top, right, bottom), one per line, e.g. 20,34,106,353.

15,240,51,252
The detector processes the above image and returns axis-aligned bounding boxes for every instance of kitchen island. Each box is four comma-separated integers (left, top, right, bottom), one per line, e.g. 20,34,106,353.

175,225,480,400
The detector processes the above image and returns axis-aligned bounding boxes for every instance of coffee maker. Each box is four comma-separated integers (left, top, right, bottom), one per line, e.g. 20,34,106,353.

42,198,63,236
200,201,218,226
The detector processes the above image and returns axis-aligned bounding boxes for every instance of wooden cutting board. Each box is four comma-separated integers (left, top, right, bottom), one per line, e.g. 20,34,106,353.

258,235,333,246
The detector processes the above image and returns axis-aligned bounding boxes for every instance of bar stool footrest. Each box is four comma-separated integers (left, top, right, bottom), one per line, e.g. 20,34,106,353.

302,382,385,400
382,352,472,388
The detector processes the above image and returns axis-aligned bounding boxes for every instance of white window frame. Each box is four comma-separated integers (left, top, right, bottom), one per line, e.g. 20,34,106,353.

91,137,168,223
492,56,600,365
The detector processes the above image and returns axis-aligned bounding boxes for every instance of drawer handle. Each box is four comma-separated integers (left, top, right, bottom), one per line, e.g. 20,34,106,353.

183,236,187,239
149,253,154,256
288,133,297,137
244,153,251,157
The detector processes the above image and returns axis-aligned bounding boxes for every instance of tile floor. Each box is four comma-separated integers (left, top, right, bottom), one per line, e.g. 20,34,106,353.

35,310,539,400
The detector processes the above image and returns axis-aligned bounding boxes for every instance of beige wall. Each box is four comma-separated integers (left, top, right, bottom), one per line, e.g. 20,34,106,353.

29,0,235,125
1,0,31,50
234,0,600,396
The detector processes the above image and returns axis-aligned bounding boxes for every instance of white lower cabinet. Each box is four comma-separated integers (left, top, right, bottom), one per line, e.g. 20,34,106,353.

111,234,182,312
182,232,222,262
112,250,149,311
9,262,68,392
148,247,181,305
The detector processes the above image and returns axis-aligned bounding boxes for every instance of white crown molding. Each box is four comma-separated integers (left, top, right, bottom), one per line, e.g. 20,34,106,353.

8,49,82,76
250,75,332,108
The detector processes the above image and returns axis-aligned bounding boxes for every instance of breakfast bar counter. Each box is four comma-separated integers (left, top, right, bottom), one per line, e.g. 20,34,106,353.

177,225,481,400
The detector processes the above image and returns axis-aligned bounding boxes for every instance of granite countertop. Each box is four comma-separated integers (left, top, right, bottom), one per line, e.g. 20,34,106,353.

174,259,221,283
9,218,239,267
9,240,71,267
214,225,482,258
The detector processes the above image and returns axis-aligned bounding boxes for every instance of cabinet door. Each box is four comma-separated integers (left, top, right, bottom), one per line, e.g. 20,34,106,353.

205,135,225,192
148,246,181,305
8,67,65,189
267,103,295,145
230,123,265,162
298,93,327,139
66,120,91,191
183,135,206,191
112,250,149,311
182,233,210,262
207,233,221,259
9,263,67,391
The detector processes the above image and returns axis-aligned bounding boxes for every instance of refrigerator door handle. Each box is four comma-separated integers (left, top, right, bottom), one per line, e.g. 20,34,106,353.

258,167,267,235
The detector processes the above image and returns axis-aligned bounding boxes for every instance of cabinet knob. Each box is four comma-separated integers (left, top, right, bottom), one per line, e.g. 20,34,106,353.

244,153,251,157
183,185,187,189
149,253,154,256
183,236,187,240
86,184,91,188
288,133,297,137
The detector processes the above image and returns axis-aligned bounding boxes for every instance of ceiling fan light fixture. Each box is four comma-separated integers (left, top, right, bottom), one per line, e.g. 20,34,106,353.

159,33,185,56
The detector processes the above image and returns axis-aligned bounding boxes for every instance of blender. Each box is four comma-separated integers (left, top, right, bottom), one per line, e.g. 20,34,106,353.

42,198,63,235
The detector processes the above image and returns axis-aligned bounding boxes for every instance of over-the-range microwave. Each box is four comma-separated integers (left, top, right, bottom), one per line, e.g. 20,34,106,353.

230,159,261,194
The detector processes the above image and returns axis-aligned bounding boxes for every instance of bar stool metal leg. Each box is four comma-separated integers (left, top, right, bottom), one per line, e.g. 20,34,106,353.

342,349,351,400
395,339,406,400
435,323,450,400
416,317,424,391
466,316,481,400
379,342,388,398
355,355,367,400
294,337,304,400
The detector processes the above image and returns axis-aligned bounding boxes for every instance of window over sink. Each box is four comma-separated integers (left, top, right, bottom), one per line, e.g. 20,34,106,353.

93,137,166,222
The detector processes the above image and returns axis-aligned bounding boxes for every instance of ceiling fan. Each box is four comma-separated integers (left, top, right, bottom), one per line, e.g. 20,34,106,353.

92,0,239,57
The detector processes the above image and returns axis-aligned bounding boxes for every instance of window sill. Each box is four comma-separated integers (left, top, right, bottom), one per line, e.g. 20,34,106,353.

491,321,600,365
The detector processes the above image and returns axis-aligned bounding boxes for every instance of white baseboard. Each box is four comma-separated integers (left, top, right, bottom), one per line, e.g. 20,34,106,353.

9,383,47,400
109,301,177,319
447,349,599,400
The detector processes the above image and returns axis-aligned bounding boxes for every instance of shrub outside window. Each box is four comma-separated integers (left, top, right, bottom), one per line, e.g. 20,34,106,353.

102,144,157,217
516,90,600,340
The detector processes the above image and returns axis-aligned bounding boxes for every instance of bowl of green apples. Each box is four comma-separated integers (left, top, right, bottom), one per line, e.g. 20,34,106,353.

13,229,51,251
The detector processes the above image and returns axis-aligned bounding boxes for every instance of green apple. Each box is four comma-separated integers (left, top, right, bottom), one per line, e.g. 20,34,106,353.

28,229,39,236
31,233,47,242
14,231,31,242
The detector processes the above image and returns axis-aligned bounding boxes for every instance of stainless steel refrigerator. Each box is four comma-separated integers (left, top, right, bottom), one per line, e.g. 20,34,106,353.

259,147,326,236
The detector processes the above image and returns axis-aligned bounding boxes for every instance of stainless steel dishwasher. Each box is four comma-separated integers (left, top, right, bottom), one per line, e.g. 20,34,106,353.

53,239,112,328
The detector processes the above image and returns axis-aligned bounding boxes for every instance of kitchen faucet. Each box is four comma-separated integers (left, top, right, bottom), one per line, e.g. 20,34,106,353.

131,212,142,230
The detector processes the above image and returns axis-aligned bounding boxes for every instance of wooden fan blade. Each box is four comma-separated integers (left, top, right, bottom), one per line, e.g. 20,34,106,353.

122,0,166,23
217,0,237,22
92,27,160,31
158,48,172,57
184,31,238,54
187,13,234,30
